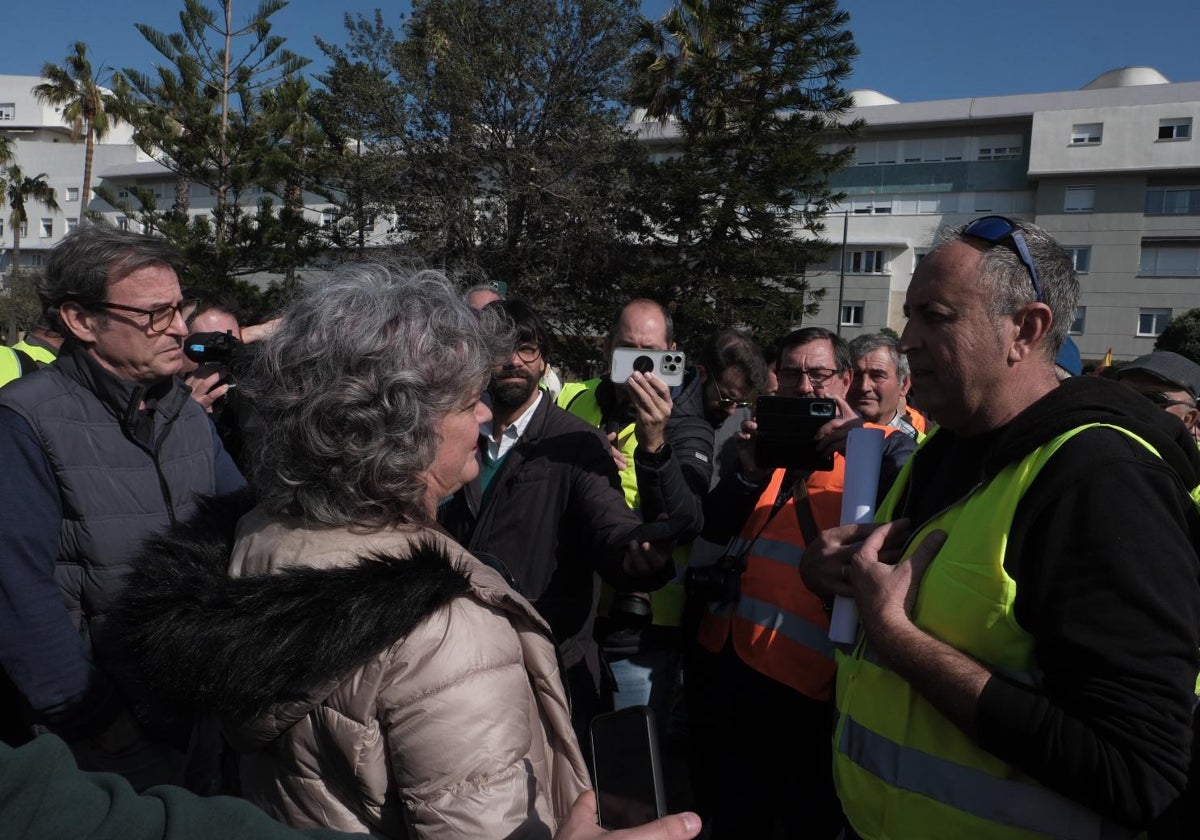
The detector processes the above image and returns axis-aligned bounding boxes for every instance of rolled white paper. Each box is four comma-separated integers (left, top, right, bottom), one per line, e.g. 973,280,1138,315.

829,426,886,644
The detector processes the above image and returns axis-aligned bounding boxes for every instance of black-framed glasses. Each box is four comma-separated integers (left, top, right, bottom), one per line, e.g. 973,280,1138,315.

711,377,753,411
515,342,542,364
1139,390,1197,410
777,367,838,387
85,299,199,335
962,215,1044,303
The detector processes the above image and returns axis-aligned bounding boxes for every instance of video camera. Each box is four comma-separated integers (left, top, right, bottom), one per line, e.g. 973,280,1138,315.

184,330,242,366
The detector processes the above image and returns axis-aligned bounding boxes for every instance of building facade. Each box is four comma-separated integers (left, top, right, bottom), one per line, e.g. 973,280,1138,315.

807,66,1200,363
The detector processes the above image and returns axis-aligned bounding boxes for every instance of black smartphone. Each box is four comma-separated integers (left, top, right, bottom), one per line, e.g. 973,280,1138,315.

753,395,838,471
590,705,667,829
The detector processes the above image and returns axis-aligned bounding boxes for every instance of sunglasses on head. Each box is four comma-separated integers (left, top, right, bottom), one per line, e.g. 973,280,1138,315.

962,215,1044,303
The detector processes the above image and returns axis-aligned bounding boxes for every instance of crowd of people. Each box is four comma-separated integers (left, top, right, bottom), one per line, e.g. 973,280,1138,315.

0,217,1197,840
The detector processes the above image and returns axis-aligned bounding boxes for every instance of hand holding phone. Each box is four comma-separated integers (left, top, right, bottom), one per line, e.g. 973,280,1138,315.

590,706,667,829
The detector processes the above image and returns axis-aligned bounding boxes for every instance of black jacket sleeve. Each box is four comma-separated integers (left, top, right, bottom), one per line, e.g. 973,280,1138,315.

634,373,715,541
975,428,1200,830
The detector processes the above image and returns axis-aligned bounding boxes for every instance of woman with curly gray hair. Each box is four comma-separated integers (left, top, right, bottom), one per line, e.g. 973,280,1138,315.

115,266,591,839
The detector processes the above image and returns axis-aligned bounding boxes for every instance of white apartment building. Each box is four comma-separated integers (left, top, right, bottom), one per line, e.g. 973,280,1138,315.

808,66,1200,363
8,67,1200,361
0,73,375,281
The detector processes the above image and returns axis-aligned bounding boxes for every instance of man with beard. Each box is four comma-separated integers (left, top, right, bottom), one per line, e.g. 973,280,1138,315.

440,299,671,747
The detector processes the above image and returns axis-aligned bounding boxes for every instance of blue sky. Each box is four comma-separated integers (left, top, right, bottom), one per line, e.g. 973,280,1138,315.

3,0,1199,103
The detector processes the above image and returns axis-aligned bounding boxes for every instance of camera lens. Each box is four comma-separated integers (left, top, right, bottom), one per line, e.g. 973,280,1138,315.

633,355,654,374
814,403,834,416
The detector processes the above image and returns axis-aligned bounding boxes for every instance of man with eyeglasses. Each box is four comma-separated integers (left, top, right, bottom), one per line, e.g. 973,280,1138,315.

0,226,245,788
440,298,673,749
696,329,771,488
1116,351,1200,443
687,326,915,840
801,217,1200,839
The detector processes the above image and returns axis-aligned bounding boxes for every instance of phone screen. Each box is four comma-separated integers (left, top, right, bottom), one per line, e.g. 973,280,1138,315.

590,706,666,829
753,396,838,471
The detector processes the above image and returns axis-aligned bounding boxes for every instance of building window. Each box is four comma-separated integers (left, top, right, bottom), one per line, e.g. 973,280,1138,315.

116,188,130,200
1070,123,1103,145
321,209,336,228
0,103,14,120
65,187,80,202
1139,245,1200,277
845,249,886,274
851,199,892,215
116,217,129,232
1066,247,1091,273
840,302,865,327
19,221,27,238
1145,187,1200,215
1070,307,1086,335
1138,308,1171,337
977,144,1022,161
1064,186,1095,213
66,218,78,234
40,219,52,238
1158,118,1192,141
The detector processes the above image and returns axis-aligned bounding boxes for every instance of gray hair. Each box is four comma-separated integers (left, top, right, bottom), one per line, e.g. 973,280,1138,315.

936,218,1078,356
848,333,909,380
39,225,183,337
243,265,513,529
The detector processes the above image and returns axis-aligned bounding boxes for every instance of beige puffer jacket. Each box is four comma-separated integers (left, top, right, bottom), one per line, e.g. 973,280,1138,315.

213,507,590,838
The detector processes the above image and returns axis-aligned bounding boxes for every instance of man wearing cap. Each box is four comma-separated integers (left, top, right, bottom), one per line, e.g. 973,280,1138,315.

802,216,1200,839
1117,350,1200,441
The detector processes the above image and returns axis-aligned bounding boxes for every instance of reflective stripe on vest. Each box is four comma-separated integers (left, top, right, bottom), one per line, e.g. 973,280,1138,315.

834,423,1163,840
558,378,686,627
697,462,845,698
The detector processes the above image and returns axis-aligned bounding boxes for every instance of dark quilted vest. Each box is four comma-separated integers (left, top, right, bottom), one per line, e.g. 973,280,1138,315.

0,346,215,672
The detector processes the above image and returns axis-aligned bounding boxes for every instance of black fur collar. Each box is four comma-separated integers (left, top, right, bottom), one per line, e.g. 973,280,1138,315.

112,493,471,722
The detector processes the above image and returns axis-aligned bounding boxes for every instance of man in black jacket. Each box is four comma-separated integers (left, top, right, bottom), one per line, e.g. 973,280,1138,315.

440,299,672,748
803,216,1200,838
556,299,715,733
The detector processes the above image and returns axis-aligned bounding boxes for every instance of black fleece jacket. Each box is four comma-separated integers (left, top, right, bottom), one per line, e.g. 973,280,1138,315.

894,376,1200,830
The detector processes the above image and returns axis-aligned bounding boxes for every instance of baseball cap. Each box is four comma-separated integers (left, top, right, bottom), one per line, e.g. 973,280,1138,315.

1054,337,1081,377
1118,351,1200,399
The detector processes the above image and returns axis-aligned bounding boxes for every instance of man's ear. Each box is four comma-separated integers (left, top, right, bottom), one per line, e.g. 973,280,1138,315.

899,374,912,398
1183,407,1200,441
696,363,708,383
56,302,99,345
1009,303,1054,364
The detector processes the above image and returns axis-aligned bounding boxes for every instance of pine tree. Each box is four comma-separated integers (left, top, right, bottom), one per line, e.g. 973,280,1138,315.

630,0,861,343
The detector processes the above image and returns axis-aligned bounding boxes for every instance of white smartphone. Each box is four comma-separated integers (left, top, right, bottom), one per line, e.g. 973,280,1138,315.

610,348,686,387
590,706,667,829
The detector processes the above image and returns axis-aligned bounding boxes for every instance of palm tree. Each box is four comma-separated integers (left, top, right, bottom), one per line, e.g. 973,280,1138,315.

1,165,60,285
33,41,116,223
0,133,13,168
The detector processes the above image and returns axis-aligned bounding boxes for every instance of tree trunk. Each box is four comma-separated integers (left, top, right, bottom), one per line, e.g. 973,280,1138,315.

79,121,95,224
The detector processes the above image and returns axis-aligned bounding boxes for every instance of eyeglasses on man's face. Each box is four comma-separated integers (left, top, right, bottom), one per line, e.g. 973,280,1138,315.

85,299,199,335
710,376,754,411
515,342,542,364
1137,389,1197,410
962,215,1044,303
776,367,838,388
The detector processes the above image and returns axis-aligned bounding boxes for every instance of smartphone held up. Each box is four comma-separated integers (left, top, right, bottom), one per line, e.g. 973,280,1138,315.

590,705,668,829
753,395,839,471
610,348,686,388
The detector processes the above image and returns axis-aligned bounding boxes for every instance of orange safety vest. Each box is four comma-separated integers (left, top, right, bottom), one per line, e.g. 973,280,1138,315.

696,459,845,700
